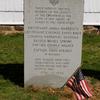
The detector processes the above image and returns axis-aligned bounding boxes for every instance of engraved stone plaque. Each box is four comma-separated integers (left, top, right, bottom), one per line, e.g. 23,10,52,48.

24,0,84,88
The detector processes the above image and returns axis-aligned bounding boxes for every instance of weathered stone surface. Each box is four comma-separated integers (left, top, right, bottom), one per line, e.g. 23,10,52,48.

24,0,84,88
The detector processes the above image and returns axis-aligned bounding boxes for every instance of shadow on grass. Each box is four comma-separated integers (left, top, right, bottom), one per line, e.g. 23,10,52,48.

0,64,24,87
0,64,100,87
82,69,100,80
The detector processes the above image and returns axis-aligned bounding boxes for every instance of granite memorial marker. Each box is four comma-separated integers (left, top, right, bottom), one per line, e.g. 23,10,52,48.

24,0,84,88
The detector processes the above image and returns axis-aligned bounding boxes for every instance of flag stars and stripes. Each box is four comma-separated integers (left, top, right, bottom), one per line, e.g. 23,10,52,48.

66,69,92,100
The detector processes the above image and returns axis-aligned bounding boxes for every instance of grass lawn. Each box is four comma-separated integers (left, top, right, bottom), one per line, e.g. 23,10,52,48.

82,34,100,71
0,33,100,100
0,34,24,64
0,75,59,100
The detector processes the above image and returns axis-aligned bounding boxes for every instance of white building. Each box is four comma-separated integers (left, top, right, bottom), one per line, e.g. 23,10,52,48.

0,0,100,25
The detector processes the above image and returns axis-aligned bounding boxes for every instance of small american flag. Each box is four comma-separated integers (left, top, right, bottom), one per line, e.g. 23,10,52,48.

66,69,92,100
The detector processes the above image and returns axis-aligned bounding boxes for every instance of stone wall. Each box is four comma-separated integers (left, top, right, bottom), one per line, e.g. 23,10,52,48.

0,25,100,35
84,25,100,35
0,25,24,35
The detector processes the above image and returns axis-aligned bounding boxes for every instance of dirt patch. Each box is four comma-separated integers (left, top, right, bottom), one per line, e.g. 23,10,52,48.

31,77,100,100
88,79,100,100
31,85,74,100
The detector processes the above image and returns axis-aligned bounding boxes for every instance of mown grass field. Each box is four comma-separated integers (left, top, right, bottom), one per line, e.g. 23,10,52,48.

82,34,100,71
0,33,100,100
0,34,24,64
